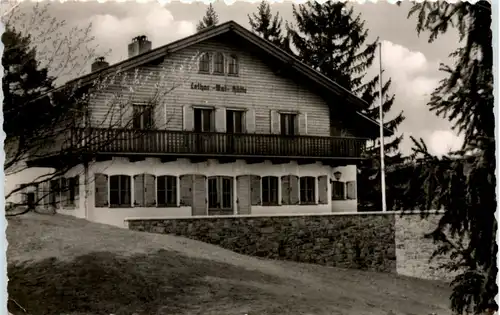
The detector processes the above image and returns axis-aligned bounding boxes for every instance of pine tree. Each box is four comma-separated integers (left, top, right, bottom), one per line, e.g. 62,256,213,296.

248,0,291,52
288,1,405,211
402,1,496,314
2,27,56,146
196,4,219,32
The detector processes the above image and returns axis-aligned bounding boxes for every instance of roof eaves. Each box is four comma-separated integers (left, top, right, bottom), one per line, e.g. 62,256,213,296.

356,111,393,137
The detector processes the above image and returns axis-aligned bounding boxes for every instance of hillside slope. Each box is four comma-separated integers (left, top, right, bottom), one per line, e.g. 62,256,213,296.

7,213,452,315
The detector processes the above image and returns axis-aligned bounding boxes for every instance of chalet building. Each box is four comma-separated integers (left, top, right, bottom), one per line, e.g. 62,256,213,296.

24,21,391,227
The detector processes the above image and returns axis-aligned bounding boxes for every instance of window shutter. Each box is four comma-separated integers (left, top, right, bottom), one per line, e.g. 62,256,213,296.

134,174,144,207
60,178,68,206
183,105,194,131
318,175,328,204
34,184,41,206
74,176,80,201
215,107,226,132
290,175,299,205
50,180,60,208
346,181,357,200
94,173,108,207
236,175,251,214
298,113,308,135
144,174,156,207
42,181,50,207
179,174,193,206
250,175,261,206
245,109,256,133
281,175,290,205
21,186,28,205
270,110,280,134
192,175,207,216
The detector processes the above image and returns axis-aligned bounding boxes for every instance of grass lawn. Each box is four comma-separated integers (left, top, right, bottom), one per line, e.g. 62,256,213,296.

7,213,452,315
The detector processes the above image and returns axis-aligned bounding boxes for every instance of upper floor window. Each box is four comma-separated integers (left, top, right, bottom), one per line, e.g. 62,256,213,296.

228,54,239,75
199,52,211,73
194,107,214,132
226,110,244,134
133,104,154,129
214,52,225,74
280,113,297,136
110,175,131,207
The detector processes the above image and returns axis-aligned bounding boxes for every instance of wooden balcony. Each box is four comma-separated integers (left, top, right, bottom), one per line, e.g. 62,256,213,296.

55,128,368,164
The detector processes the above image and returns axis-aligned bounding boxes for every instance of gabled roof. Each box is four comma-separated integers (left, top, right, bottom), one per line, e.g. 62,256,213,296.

37,20,393,136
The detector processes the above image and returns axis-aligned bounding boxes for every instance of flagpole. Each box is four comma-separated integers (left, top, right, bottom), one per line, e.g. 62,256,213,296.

378,41,387,212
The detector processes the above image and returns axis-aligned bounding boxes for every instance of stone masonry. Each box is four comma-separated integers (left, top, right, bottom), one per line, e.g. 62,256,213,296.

127,211,451,281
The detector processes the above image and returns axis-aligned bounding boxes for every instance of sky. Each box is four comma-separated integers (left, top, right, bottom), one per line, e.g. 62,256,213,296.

5,0,464,157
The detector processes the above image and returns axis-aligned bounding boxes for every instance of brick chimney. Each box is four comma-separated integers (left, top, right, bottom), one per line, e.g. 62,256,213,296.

128,35,152,58
91,57,109,72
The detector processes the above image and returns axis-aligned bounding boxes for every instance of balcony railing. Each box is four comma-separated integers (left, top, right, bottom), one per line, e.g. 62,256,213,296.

67,128,368,159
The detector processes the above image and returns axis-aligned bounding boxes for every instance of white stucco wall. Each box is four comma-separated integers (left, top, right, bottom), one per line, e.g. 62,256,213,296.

81,158,358,227
5,167,54,203
330,165,357,213
6,158,359,227
54,165,87,219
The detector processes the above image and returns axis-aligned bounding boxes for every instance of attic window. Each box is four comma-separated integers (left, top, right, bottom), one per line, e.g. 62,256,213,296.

199,52,210,73
228,54,239,75
214,52,225,74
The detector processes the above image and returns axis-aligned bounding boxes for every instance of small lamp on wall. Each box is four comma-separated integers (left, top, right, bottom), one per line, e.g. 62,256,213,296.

333,171,342,181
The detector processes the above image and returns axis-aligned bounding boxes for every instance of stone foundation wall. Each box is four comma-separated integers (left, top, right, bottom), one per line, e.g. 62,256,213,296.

127,211,451,281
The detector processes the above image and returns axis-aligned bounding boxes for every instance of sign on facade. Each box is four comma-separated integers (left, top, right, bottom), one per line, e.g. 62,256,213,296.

190,82,247,94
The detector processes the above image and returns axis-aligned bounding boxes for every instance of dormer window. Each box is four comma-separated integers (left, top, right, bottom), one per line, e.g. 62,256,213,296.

214,52,225,74
228,54,239,75
199,52,210,73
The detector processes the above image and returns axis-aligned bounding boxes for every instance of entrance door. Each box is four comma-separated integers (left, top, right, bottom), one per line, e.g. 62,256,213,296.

26,192,35,210
236,175,251,214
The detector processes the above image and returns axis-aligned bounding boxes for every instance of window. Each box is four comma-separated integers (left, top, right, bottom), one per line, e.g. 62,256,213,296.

214,52,225,74
67,176,79,206
300,177,316,204
226,110,244,134
157,175,177,207
280,113,296,136
228,54,239,75
133,104,154,129
208,176,233,210
262,176,278,206
332,181,345,200
58,176,79,208
49,180,60,206
199,52,210,73
194,108,214,132
110,175,131,207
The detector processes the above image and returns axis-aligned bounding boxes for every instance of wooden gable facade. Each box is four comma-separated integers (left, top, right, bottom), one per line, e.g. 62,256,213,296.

25,21,387,224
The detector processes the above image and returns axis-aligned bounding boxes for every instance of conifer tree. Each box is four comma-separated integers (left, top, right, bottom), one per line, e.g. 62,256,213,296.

196,4,219,32
248,0,290,52
402,1,496,314
2,27,56,149
288,1,405,210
